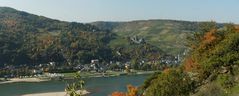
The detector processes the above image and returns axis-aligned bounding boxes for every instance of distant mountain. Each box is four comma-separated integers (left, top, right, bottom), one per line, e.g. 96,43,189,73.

91,20,201,55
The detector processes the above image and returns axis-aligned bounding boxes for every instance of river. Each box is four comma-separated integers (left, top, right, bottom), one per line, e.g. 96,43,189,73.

0,74,150,96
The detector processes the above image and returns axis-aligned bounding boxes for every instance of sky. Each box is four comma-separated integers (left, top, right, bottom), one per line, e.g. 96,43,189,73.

0,0,238,23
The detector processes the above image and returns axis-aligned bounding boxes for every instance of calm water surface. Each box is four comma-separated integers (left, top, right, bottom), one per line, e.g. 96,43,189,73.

0,74,150,96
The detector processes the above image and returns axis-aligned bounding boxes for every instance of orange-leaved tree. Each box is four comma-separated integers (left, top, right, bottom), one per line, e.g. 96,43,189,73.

111,92,126,96
111,85,139,96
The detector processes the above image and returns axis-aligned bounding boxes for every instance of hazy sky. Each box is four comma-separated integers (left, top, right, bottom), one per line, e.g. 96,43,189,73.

0,0,238,23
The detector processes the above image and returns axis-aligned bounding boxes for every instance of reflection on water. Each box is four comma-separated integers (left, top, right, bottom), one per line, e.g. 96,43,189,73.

0,74,149,96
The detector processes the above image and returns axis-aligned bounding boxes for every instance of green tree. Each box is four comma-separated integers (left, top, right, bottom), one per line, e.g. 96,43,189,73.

65,72,85,96
145,69,195,96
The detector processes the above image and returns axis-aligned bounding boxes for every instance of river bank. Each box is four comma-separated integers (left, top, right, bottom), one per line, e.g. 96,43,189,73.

63,70,156,79
21,90,89,96
0,78,48,84
0,70,156,84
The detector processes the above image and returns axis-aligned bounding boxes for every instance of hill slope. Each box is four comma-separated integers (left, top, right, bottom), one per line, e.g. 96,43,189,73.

91,20,200,55
143,23,239,96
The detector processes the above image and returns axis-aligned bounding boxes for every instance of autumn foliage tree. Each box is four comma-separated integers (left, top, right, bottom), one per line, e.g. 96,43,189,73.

111,85,139,96
111,92,126,96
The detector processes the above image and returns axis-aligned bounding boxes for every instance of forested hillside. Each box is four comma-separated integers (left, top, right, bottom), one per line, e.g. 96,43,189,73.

0,7,165,68
0,7,111,66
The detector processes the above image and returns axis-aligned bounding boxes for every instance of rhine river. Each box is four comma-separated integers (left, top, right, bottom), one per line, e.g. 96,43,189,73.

0,74,150,96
